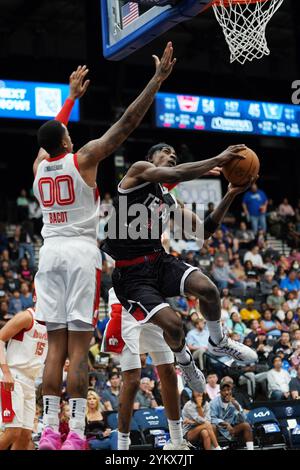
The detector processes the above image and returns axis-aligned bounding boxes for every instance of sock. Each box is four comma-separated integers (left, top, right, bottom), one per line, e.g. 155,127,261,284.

118,431,130,450
246,441,254,450
206,320,223,344
174,344,192,365
69,398,87,438
168,419,183,446
43,395,60,432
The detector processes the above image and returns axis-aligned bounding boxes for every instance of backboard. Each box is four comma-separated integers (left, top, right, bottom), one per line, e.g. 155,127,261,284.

101,0,212,60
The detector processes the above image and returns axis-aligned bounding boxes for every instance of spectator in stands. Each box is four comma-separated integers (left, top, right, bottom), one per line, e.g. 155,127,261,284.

235,222,255,251
206,373,220,400
59,402,70,443
4,270,20,293
253,331,272,369
245,319,261,342
260,271,278,297
0,223,8,254
289,364,300,399
19,221,36,268
214,243,232,264
242,183,268,235
8,290,22,316
19,282,34,310
140,353,158,382
230,258,246,284
267,356,291,400
281,310,298,332
219,377,252,412
102,373,121,411
286,291,298,310
267,285,285,310
280,270,300,293
260,309,282,339
212,257,243,291
16,189,29,222
210,383,254,449
240,299,261,322
226,312,248,340
272,332,293,360
287,249,300,269
134,377,158,409
244,260,259,286
182,391,221,450
278,198,295,219
186,318,209,370
85,390,113,450
0,300,8,328
28,195,43,236
292,329,300,349
0,276,5,298
18,258,34,283
244,245,264,269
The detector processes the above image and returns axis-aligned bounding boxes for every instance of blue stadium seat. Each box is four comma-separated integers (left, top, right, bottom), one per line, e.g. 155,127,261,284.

247,407,287,449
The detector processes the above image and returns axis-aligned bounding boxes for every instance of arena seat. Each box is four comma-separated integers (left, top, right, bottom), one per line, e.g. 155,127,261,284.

247,407,287,450
133,408,169,448
105,411,144,446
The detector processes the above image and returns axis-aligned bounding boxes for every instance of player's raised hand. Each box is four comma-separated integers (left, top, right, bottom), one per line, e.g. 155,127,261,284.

152,41,177,82
69,65,90,100
217,144,247,166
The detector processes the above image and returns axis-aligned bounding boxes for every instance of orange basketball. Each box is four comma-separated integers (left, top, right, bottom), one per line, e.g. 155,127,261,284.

222,147,260,186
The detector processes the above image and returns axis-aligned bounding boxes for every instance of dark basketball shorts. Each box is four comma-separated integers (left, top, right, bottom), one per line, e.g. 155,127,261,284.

112,251,199,324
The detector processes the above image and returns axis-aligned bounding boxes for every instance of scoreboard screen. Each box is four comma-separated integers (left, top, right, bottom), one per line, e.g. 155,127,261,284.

155,92,300,138
0,80,80,121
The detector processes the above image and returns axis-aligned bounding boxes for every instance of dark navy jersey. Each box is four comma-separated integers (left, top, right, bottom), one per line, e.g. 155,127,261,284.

101,180,177,260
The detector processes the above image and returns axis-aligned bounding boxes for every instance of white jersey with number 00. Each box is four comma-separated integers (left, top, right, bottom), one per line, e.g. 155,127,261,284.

33,153,100,242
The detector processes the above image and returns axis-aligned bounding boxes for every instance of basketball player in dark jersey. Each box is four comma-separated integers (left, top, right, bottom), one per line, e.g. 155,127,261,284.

102,143,258,392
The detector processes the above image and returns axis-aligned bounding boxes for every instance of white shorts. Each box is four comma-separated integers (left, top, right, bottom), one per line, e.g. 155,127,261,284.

0,375,36,430
35,237,102,327
120,309,174,372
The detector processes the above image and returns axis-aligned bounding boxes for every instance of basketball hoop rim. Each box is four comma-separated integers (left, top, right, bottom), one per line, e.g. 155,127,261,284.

209,0,271,7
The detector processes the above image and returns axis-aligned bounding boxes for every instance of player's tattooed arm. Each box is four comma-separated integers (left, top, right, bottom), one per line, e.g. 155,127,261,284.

77,42,176,168
124,145,247,186
0,310,33,391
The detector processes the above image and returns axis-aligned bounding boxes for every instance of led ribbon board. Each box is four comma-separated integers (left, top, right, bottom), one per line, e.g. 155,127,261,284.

101,0,212,60
156,92,300,138
0,80,80,121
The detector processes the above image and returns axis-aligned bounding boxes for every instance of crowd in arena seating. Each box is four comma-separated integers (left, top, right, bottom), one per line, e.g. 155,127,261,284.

1,186,300,449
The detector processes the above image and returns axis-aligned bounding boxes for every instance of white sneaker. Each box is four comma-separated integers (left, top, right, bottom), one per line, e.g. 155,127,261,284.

208,336,258,363
163,439,193,450
178,351,206,393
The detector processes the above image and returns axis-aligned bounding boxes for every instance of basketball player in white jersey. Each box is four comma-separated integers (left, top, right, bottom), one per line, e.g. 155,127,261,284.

0,308,48,450
33,43,176,450
102,180,255,451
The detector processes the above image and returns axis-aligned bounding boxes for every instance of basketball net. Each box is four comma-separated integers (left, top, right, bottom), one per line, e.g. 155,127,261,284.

211,0,284,65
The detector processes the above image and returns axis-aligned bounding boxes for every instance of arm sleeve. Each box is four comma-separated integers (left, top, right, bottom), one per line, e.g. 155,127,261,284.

55,98,75,125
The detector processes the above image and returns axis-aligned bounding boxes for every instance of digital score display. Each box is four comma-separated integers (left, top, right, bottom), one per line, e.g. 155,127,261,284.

0,80,80,121
155,92,300,138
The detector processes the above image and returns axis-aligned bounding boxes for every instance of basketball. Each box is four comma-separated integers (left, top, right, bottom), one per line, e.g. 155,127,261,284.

222,147,260,186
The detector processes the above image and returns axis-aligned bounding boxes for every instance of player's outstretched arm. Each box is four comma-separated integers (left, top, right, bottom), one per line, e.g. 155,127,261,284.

0,310,33,391
203,176,257,239
77,42,176,169
125,145,247,186
33,65,90,175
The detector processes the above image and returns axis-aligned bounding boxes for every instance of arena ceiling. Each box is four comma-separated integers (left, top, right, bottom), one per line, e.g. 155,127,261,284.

0,0,298,83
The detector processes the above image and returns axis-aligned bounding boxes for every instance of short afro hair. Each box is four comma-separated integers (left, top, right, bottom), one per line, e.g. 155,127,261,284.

146,143,173,161
37,120,66,155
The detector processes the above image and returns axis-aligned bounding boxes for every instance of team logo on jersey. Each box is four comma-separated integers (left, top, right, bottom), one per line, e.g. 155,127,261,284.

108,336,119,346
3,409,11,417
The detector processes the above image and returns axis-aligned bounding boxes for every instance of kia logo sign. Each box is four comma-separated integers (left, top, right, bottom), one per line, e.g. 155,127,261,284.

254,411,270,418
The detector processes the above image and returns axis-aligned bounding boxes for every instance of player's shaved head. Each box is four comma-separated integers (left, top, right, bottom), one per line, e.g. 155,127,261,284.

37,120,67,155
